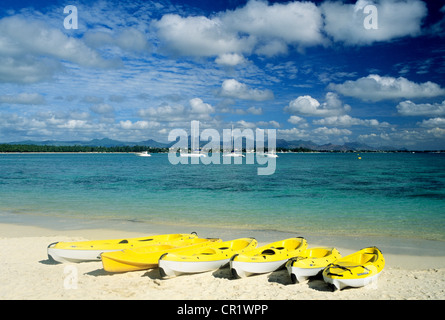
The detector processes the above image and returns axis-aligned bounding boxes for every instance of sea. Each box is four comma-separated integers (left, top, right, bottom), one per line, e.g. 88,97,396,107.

1,152,444,251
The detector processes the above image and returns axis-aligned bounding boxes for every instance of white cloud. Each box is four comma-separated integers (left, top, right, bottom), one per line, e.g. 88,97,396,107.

119,120,160,130
277,127,310,140
154,0,324,59
287,115,308,127
215,53,247,66
153,14,252,57
0,15,117,83
313,115,389,127
58,120,92,130
397,100,445,116
220,79,274,101
0,93,46,105
330,75,445,101
84,28,151,53
90,103,115,115
221,0,324,49
138,104,185,119
313,127,352,136
247,107,263,115
284,92,350,117
189,98,215,114
237,120,257,129
427,127,445,138
257,120,280,128
418,117,445,128
321,0,427,45
0,16,115,68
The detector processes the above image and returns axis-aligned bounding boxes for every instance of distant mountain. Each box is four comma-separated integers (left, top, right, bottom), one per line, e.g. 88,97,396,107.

5,138,399,151
7,138,171,148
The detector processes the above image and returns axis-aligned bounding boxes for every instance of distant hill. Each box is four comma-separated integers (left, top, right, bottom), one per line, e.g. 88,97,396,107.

7,138,171,148
5,137,400,151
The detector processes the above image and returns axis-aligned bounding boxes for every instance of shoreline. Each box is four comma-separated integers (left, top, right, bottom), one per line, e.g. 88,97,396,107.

1,211,445,257
0,221,444,300
2,211,445,257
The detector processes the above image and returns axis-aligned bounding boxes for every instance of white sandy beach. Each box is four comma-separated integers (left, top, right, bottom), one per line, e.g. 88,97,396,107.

0,223,444,300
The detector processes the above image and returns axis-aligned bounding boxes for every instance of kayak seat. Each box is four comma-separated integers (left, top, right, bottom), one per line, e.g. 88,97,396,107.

119,240,129,244
261,249,276,255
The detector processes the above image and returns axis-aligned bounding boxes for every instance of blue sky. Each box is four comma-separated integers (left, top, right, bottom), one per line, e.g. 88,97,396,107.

0,0,445,149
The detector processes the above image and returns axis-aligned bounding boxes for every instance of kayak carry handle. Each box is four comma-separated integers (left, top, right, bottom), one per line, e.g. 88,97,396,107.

47,242,59,248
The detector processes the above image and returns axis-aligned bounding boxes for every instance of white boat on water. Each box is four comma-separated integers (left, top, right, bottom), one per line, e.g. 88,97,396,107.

223,151,245,158
180,152,206,158
258,152,278,158
180,123,207,158
136,151,151,157
223,124,245,158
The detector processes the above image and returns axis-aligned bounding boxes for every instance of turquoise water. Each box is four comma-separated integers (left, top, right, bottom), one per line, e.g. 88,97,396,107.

0,153,444,241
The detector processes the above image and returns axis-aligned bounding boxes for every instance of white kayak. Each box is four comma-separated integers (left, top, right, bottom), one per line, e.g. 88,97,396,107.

158,238,258,278
285,247,341,283
47,233,198,263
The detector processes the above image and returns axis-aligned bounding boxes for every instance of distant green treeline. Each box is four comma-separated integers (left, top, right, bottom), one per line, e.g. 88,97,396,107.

0,144,169,153
0,144,315,153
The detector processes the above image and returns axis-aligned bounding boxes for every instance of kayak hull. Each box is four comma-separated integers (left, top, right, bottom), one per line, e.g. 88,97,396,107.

230,259,288,278
229,237,307,278
286,247,341,283
323,270,382,291
101,238,221,273
322,246,385,291
47,233,197,263
159,258,230,277
158,238,258,278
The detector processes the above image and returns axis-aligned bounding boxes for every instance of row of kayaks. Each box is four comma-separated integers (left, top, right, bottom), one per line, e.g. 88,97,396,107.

47,233,385,291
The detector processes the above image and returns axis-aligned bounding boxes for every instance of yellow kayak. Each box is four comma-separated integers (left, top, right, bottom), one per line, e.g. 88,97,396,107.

159,238,258,277
230,237,308,278
323,246,385,290
286,247,341,283
47,233,198,263
101,237,222,273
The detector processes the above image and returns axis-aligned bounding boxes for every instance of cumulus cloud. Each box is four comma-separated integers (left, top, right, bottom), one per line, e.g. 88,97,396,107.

154,0,324,59
84,28,151,52
153,14,252,57
215,53,247,66
284,92,350,117
0,15,117,83
321,0,427,45
287,115,308,127
119,120,160,130
330,75,445,101
247,107,263,115
313,127,352,136
0,93,46,105
418,117,445,128
277,127,310,140
313,115,390,127
90,104,115,120
220,79,274,101
138,104,185,120
221,0,324,51
189,98,215,114
397,100,445,116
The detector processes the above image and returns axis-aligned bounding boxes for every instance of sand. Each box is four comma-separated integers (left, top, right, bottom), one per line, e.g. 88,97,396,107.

0,223,444,300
